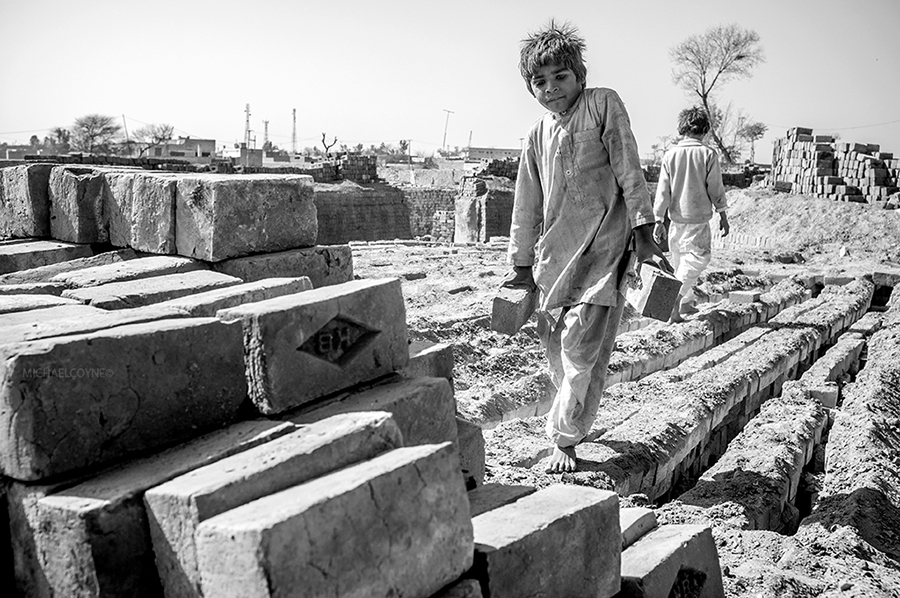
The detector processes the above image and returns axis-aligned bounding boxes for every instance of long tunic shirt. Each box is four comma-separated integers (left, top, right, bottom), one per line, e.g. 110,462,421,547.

653,138,727,224
508,87,654,311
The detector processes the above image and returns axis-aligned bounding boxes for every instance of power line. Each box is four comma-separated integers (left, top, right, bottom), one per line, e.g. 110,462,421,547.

763,117,900,132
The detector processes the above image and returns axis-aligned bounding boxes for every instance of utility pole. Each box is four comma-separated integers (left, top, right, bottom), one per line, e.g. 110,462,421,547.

442,109,454,152
292,108,297,155
263,120,269,151
244,103,251,168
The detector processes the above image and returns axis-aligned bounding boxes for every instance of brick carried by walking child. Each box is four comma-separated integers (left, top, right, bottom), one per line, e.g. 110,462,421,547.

501,20,671,473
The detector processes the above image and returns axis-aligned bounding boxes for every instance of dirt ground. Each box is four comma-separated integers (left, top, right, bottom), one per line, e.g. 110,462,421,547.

353,182,900,597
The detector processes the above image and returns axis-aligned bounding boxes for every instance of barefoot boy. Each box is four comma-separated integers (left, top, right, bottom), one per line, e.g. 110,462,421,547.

652,107,729,323
502,20,671,473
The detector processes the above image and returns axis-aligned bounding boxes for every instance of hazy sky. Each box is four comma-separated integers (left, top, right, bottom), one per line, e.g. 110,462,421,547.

2,0,899,162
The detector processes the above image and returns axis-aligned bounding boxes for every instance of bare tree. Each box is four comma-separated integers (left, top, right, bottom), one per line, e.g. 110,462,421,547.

71,114,122,154
321,133,337,155
669,24,765,163
132,123,174,157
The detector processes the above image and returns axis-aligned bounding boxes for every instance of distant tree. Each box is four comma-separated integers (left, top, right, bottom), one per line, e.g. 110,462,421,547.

132,123,174,157
737,120,767,163
321,133,337,156
648,134,677,166
71,114,122,154
669,23,765,163
29,135,40,148
42,127,71,154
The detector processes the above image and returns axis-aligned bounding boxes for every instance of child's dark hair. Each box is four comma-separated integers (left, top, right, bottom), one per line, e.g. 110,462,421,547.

519,19,587,96
677,107,711,136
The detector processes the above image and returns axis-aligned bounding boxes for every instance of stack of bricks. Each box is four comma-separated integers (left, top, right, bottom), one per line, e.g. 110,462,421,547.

431,209,455,242
769,126,899,204
402,187,458,237
341,154,378,183
479,158,519,181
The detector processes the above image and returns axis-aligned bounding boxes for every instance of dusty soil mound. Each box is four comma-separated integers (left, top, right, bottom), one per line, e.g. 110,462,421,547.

727,186,900,263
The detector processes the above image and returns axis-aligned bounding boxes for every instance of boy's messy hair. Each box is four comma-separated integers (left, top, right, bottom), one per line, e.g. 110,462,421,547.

677,107,711,136
519,19,587,95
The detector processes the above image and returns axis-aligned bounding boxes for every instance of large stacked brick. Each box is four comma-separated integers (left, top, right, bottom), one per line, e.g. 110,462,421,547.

313,182,412,244
431,209,455,242
341,154,378,183
242,154,377,184
478,158,519,181
403,186,458,237
769,126,899,204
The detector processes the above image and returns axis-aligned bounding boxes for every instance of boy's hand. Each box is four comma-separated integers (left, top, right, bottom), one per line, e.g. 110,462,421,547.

652,221,667,245
633,224,674,274
719,212,730,237
501,266,537,292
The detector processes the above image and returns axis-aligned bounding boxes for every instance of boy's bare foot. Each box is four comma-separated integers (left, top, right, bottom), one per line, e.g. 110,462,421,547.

546,445,577,473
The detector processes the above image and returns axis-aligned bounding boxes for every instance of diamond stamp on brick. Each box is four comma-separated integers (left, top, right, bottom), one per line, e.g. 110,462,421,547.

298,316,377,365
218,278,409,414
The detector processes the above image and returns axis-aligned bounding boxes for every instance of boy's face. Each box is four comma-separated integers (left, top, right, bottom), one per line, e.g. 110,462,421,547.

530,64,582,114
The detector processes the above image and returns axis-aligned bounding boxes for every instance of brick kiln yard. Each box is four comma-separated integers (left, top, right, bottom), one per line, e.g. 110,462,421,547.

1,152,900,598
352,184,900,597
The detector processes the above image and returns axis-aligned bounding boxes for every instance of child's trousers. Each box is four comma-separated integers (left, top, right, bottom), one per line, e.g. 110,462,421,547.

538,292,627,448
669,221,712,302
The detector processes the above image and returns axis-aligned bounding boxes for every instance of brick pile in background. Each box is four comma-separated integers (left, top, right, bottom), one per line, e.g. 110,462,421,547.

431,210,455,242
241,154,378,184
313,182,413,244
769,126,899,205
478,158,519,181
403,186,458,237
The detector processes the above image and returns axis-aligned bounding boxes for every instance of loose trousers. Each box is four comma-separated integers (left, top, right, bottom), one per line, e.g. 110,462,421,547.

669,221,712,302
538,291,627,448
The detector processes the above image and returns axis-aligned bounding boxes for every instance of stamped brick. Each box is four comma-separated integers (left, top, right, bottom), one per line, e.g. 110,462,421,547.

288,375,457,447
49,166,107,243
211,244,353,288
0,248,137,285
472,485,620,598
52,255,206,288
620,524,724,598
62,270,241,309
621,506,658,548
0,239,93,275
467,483,536,518
0,164,53,238
0,293,79,315
151,276,312,317
24,419,297,598
218,278,408,414
0,317,247,480
174,174,317,262
400,340,454,383
195,443,473,598
145,412,402,598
